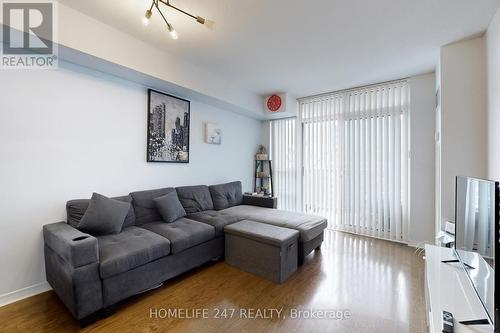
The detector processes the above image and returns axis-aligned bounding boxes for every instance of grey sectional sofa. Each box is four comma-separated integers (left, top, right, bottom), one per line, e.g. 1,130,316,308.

43,181,327,324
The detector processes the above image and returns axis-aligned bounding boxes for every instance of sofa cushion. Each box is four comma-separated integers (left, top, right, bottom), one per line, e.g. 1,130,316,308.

129,187,175,225
97,226,171,279
175,185,214,214
209,181,243,210
67,195,135,228
187,210,243,236
154,191,186,223
77,193,131,235
140,218,215,254
220,205,327,242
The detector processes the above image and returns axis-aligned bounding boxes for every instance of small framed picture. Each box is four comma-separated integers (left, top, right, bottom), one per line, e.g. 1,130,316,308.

205,122,221,145
147,89,190,163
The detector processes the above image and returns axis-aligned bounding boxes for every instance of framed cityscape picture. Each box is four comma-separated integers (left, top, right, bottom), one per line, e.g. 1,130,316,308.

147,89,190,163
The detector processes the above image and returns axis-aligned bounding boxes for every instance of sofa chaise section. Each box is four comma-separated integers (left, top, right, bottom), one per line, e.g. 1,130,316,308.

205,181,327,262
205,181,327,261
219,205,327,242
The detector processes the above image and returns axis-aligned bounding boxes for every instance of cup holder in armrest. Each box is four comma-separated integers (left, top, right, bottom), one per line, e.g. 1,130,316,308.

72,236,89,241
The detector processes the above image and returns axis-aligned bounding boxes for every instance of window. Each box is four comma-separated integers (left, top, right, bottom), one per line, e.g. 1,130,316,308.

271,80,410,242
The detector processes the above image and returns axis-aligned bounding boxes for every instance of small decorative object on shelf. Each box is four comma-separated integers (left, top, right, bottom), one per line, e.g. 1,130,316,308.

255,145,268,161
254,145,273,197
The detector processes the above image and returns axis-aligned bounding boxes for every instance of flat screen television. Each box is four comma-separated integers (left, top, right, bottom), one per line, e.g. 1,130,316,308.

455,175,499,331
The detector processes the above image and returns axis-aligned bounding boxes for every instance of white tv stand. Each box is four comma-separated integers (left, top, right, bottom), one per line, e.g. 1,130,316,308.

425,244,493,333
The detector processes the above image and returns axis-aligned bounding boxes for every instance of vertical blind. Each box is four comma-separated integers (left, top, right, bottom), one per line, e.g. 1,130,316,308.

301,93,344,229
271,79,410,242
270,117,297,211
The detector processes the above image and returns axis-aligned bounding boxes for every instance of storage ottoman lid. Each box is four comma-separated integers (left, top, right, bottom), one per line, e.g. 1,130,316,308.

224,220,299,247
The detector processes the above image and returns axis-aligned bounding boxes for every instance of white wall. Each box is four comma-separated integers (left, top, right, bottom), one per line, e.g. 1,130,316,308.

0,3,263,118
434,60,442,238
0,61,262,303
409,73,436,245
437,36,488,226
487,8,500,180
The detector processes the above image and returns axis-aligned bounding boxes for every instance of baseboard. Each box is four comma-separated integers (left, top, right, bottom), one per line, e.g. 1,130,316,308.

407,241,422,249
333,228,409,245
0,281,52,307
407,241,434,249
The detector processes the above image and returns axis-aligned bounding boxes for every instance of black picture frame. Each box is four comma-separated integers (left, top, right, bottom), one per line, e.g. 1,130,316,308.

147,89,190,163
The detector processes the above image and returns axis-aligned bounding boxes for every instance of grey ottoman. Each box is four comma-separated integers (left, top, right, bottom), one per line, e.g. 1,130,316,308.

224,220,299,283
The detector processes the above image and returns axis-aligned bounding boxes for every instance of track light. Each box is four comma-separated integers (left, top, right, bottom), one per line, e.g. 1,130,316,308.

142,9,152,26
143,0,207,40
167,24,178,40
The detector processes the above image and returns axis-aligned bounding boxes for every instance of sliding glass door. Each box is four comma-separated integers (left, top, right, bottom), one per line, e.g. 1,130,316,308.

301,94,344,227
270,117,298,211
271,80,410,243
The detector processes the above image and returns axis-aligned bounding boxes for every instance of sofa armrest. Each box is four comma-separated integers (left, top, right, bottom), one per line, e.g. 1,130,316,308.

43,222,98,268
242,195,278,209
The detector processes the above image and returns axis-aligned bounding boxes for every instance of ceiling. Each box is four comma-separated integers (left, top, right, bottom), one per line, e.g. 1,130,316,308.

58,0,500,99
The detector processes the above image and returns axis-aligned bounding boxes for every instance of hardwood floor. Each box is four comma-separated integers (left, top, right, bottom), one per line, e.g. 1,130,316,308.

0,230,426,333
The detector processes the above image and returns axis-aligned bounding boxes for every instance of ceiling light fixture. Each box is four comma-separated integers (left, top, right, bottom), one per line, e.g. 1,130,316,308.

143,0,206,40
167,23,178,40
143,9,153,26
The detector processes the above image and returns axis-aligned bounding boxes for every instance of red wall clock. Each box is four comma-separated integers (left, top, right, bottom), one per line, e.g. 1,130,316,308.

267,94,282,112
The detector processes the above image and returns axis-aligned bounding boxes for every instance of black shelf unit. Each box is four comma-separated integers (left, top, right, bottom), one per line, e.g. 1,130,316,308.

253,159,274,197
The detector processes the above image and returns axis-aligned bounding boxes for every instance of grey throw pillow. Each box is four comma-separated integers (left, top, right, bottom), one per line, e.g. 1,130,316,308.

154,191,187,223
66,195,135,228
77,192,131,235
209,181,243,210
